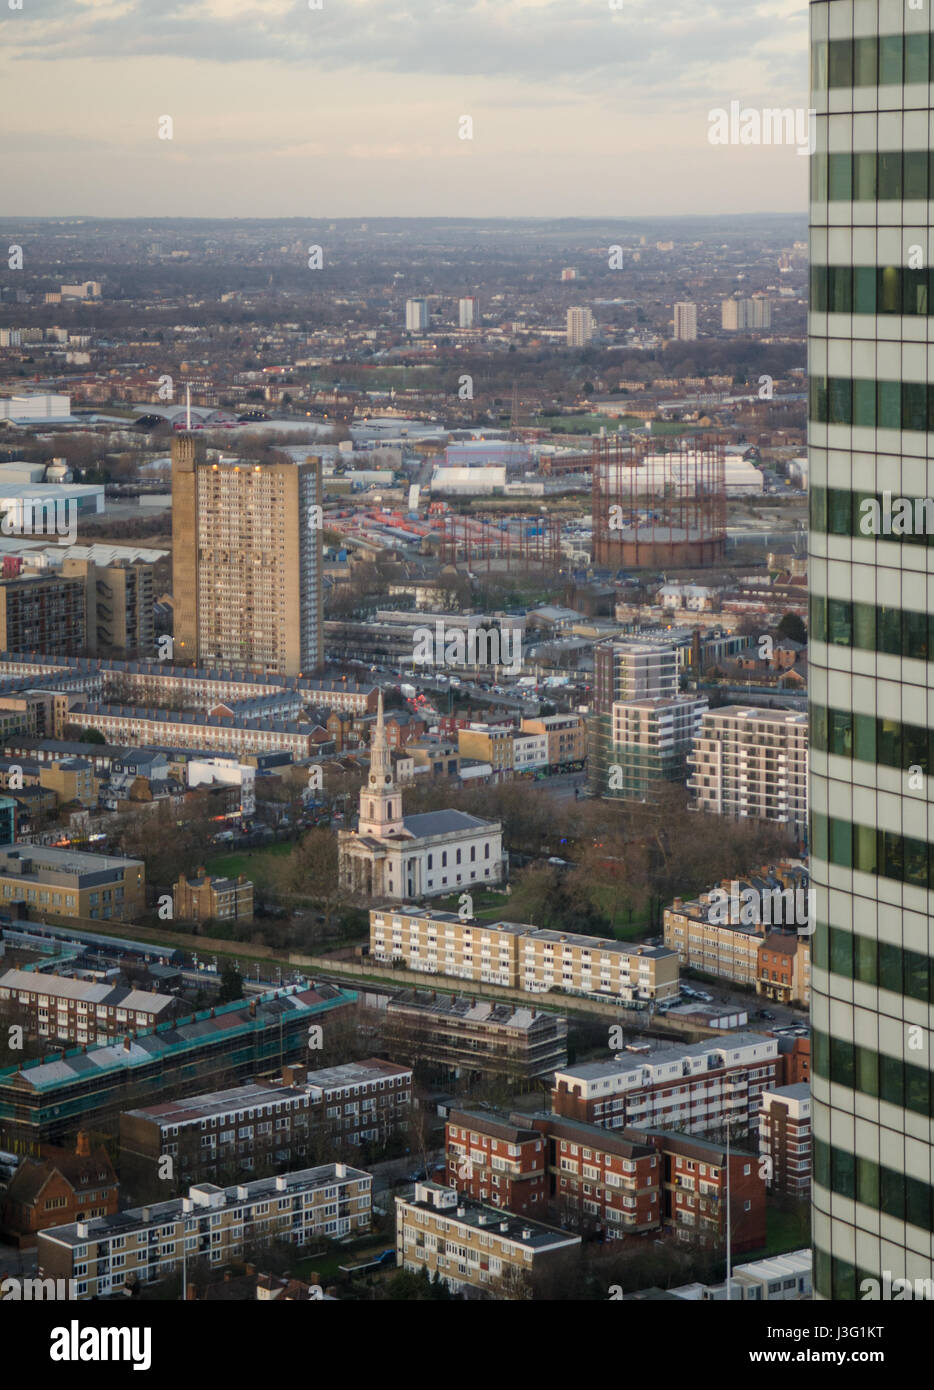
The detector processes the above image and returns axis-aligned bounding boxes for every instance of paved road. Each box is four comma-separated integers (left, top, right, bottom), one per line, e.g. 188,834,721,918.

538,770,587,803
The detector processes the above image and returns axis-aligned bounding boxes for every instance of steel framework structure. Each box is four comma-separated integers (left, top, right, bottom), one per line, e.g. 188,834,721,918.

437,512,562,572
591,435,726,569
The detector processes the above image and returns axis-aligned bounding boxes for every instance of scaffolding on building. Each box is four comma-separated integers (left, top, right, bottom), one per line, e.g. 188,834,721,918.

591,435,727,569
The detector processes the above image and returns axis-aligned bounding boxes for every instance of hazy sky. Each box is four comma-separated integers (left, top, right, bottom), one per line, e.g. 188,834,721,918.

1,0,809,218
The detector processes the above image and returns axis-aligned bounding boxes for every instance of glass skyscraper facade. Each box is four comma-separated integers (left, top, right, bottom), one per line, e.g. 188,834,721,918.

809,0,934,1297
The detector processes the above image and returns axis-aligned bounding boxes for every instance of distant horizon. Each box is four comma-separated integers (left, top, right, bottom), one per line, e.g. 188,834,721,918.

1,211,809,224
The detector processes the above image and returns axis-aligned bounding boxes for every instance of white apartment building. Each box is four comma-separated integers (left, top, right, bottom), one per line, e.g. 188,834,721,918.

459,296,480,329
512,731,548,771
37,1164,371,1299
566,307,594,347
688,706,808,838
396,1181,580,1297
405,298,429,332
721,297,772,331
552,1033,780,1136
0,393,71,421
673,302,698,341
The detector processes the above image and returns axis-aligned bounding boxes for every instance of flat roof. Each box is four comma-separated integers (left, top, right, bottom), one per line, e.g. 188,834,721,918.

39,1163,372,1248
400,1185,579,1251
555,1031,777,1082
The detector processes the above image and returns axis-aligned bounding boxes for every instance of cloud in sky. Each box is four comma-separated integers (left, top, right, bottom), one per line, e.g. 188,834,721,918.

0,0,809,216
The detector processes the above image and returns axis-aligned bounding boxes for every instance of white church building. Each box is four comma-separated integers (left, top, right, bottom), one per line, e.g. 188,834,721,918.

338,692,504,900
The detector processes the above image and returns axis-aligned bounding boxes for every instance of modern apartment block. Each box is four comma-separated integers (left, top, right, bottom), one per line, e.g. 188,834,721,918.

395,1181,581,1297
590,640,680,797
608,695,708,802
120,1059,412,1192
171,436,323,676
383,990,568,1081
759,1082,811,1199
0,843,144,922
552,1033,779,1137
38,1164,372,1299
0,969,177,1045
369,907,679,1005
0,574,86,655
0,983,355,1148
61,556,154,658
688,705,809,839
808,0,934,1298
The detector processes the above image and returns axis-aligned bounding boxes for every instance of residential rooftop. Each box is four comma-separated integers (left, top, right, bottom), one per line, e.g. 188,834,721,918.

39,1163,372,1248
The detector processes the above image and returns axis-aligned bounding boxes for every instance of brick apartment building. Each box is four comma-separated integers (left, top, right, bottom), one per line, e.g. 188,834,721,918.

759,1082,811,1198
445,1109,548,1216
444,1108,766,1251
0,969,177,1045
0,1131,118,1248
775,1032,810,1086
38,1163,371,1299
552,1033,779,1138
384,990,568,1081
650,1127,766,1252
120,1059,412,1193
395,1181,581,1298
758,932,810,1006
173,871,254,924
